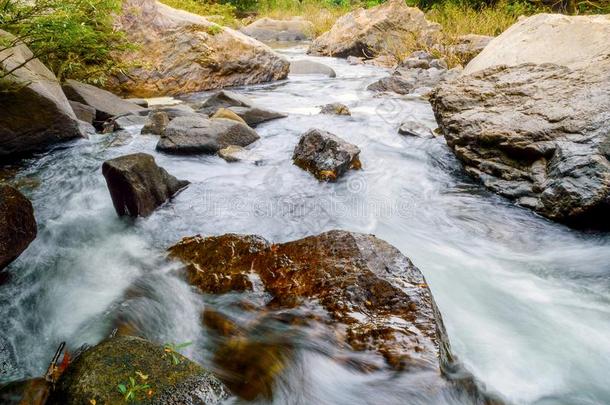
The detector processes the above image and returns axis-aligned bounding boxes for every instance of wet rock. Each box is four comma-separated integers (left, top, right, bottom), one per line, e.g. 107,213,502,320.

218,145,261,164
0,185,37,271
289,60,336,77
49,336,229,405
108,130,135,147
0,378,50,405
125,98,149,108
431,63,610,229
347,56,364,65
109,114,149,131
211,108,247,125
157,116,260,155
102,153,189,218
319,103,351,116
308,0,440,59
142,111,170,135
292,128,361,181
0,30,84,157
107,0,289,97
69,101,95,125
398,120,434,138
168,230,453,375
62,79,144,123
197,90,286,127
240,17,314,42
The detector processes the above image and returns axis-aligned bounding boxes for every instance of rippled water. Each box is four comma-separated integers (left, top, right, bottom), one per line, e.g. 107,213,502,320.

1,46,609,405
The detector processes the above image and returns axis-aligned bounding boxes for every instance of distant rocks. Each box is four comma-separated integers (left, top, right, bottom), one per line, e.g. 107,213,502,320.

319,102,351,116
293,128,361,181
197,90,286,127
240,17,314,42
308,0,440,62
289,60,336,77
0,30,84,157
0,185,37,272
157,116,260,155
102,153,189,218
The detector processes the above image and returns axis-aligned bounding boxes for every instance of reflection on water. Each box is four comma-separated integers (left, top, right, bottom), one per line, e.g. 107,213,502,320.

1,47,609,405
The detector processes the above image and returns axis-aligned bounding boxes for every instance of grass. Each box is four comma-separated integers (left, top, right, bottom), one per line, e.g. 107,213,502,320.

159,0,237,25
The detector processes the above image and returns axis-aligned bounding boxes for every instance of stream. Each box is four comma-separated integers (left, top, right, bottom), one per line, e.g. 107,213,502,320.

1,45,609,405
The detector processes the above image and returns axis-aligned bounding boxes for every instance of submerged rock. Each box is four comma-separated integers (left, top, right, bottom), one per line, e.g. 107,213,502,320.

197,90,286,127
319,102,351,116
398,120,434,138
49,336,229,405
293,129,361,181
107,0,289,97
0,30,83,157
168,230,453,375
102,153,189,218
218,145,261,164
157,116,260,155
289,60,336,77
240,17,314,42
0,185,37,271
308,0,440,60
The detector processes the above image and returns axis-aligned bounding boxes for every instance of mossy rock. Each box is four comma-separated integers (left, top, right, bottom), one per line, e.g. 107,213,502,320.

49,336,229,405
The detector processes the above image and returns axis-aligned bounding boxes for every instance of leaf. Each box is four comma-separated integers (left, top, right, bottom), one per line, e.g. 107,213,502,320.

117,384,127,394
135,371,148,381
129,376,135,386
174,341,192,350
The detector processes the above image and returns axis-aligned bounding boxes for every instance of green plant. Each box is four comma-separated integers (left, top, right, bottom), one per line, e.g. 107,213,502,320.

159,0,237,25
163,341,193,365
117,372,151,402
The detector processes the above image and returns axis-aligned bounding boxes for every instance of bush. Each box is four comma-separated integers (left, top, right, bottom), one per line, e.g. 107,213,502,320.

0,0,131,85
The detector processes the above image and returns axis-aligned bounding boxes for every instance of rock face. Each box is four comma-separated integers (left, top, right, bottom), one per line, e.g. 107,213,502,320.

293,128,361,181
157,116,260,155
0,185,37,271
289,60,336,77
308,0,440,60
431,63,610,228
319,102,351,116
197,90,287,127
102,153,189,218
62,79,144,123
109,0,289,97
463,14,610,75
0,30,83,157
168,230,452,376
50,336,229,405
68,101,96,124
240,17,314,42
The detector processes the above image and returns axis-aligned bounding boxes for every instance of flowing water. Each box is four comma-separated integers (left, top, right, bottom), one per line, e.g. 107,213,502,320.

1,46,609,405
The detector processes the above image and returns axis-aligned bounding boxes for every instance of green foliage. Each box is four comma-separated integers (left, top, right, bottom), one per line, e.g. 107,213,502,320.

159,0,237,25
163,341,193,365
117,372,151,402
0,0,132,84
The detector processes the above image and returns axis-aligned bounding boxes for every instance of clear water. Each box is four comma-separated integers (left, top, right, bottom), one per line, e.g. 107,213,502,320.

1,46,609,405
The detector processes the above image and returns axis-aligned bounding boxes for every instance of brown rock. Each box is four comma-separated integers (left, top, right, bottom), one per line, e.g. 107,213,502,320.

0,185,37,271
211,108,247,125
141,111,170,135
240,17,314,42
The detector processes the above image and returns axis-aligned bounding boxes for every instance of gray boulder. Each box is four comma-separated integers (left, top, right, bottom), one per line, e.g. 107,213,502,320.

0,30,84,157
102,153,189,218
69,101,96,124
431,63,610,228
240,17,314,42
197,90,286,127
289,60,336,77
0,185,37,272
293,128,362,181
157,116,260,155
62,79,144,122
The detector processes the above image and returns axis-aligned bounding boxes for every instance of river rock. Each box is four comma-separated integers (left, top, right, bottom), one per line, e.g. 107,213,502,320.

308,0,440,59
398,120,434,138
141,111,170,135
218,145,261,164
211,108,247,125
0,185,37,271
157,116,260,155
102,153,189,218
431,63,610,228
168,230,453,375
240,17,314,42
292,128,361,181
49,336,229,405
125,98,149,108
68,101,96,125
62,79,145,123
0,30,83,157
197,90,286,127
319,102,351,116
107,0,289,97
289,60,336,77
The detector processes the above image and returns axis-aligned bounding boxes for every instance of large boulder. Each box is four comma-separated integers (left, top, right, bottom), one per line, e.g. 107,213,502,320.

307,0,440,60
62,80,144,123
292,128,361,181
157,116,260,155
0,185,37,272
108,0,289,97
49,336,229,405
0,30,83,157
463,14,610,75
240,17,314,42
102,153,189,218
168,230,454,389
196,90,286,127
